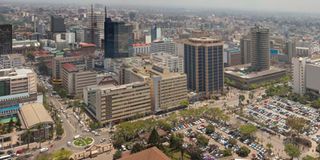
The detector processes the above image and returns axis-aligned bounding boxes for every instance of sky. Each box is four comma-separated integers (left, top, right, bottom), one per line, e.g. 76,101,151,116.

12,0,320,13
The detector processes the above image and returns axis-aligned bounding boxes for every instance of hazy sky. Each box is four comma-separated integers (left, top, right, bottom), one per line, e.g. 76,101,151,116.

13,0,320,13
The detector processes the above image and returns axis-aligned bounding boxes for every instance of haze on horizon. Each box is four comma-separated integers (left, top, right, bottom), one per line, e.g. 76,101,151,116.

8,0,320,14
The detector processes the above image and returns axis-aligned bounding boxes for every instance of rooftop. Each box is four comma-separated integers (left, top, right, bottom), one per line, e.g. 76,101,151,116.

0,68,35,80
225,64,286,79
119,147,170,160
19,103,54,129
62,63,78,72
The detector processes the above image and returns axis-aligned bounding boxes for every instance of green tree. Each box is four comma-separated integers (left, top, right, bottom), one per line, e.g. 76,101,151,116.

36,153,52,160
196,134,209,147
148,128,160,146
113,150,122,160
236,146,250,157
222,149,232,157
316,144,320,153
239,124,257,137
284,143,301,159
266,143,273,155
205,124,215,135
56,122,64,137
169,133,184,150
180,100,189,107
187,145,202,160
286,116,307,136
52,148,72,160
311,99,320,109
131,143,144,153
228,138,237,146
302,155,316,160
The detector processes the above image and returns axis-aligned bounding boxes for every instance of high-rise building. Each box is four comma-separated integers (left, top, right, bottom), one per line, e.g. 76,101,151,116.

292,57,307,95
184,38,224,97
250,26,270,71
151,52,184,73
151,25,161,42
0,24,12,55
50,15,66,33
240,36,251,64
285,40,296,63
104,17,133,58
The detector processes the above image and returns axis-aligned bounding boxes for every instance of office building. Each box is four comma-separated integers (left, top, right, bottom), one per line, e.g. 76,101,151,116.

104,17,133,58
130,43,151,55
285,41,296,62
150,40,176,55
292,57,307,95
52,56,94,83
83,82,152,125
50,15,66,33
120,65,188,113
250,26,270,71
226,48,242,66
0,24,12,55
151,25,161,42
296,47,309,57
62,63,97,97
292,57,320,96
240,36,251,64
184,38,224,97
0,54,25,69
151,52,184,73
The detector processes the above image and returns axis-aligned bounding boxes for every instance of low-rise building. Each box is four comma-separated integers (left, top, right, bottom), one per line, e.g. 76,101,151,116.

151,52,184,73
0,54,25,69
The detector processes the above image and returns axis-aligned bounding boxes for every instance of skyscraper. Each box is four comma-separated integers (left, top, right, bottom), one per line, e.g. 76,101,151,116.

184,37,224,97
104,16,133,58
151,25,161,42
0,24,12,55
240,35,251,64
50,15,66,33
250,25,270,71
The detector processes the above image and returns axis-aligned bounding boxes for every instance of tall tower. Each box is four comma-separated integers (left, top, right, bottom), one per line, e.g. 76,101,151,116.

250,25,270,71
240,35,251,64
184,37,224,97
0,24,12,55
90,4,95,44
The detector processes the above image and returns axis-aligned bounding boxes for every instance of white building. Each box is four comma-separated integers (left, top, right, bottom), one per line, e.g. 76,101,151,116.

296,47,309,57
0,54,25,69
130,43,151,55
292,57,307,95
151,52,184,73
150,40,176,55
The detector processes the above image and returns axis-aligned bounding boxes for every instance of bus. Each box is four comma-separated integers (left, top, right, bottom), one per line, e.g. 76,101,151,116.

0,155,11,160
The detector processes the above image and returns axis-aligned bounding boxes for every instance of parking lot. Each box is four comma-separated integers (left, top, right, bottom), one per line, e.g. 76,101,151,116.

171,117,272,160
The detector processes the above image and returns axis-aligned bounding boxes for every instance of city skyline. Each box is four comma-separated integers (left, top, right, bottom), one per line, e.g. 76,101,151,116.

7,0,320,14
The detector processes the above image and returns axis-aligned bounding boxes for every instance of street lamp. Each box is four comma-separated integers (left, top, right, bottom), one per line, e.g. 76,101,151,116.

181,143,188,160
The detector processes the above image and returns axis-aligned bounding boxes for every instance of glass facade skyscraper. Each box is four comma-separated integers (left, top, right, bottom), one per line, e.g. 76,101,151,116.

0,24,12,55
50,15,66,33
250,25,270,71
104,18,133,58
184,38,224,97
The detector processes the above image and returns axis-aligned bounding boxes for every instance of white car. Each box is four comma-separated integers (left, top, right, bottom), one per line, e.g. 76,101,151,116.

40,148,49,153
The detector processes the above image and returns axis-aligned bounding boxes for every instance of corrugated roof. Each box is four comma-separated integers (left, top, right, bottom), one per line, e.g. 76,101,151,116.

20,103,54,129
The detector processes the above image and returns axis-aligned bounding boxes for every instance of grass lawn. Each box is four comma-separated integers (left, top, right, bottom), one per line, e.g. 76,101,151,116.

73,137,94,147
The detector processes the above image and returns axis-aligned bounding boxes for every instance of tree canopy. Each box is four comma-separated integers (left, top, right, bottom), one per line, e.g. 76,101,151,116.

239,124,257,136
284,143,301,159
